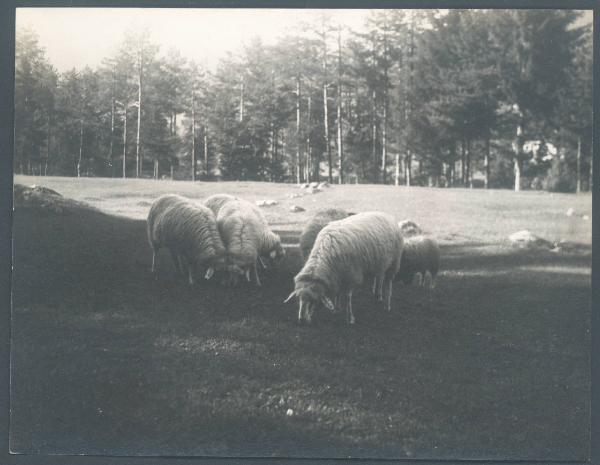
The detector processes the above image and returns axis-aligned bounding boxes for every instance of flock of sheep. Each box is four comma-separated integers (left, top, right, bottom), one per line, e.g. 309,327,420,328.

147,193,440,324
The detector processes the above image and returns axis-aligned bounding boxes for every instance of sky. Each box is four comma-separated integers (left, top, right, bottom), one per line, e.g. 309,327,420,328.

17,8,592,74
16,8,373,72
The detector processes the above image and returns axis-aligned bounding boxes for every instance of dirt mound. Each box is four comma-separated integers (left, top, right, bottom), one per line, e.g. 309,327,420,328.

14,184,98,214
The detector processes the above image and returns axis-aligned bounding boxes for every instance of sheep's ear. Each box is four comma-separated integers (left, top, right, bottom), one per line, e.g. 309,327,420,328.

270,250,277,259
205,267,215,280
321,296,335,312
283,291,297,303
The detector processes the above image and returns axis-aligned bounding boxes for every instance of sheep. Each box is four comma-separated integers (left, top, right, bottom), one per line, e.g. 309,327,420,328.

147,194,227,285
285,212,404,324
299,208,352,262
203,193,238,216
398,219,423,238
396,235,440,289
217,199,267,286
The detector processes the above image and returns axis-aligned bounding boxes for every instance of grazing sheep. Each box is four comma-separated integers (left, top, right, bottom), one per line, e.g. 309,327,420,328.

299,208,352,262
396,235,440,289
203,193,238,216
398,219,423,237
247,200,286,268
217,199,266,286
147,194,227,285
285,212,404,324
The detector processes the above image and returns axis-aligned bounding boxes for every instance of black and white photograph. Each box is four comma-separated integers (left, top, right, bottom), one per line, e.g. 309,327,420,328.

8,5,593,462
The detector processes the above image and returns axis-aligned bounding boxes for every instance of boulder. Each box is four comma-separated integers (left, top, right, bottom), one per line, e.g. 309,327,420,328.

255,199,278,207
290,205,306,212
508,230,553,249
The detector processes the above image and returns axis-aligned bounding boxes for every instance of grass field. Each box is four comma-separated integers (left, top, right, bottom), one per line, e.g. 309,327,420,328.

10,175,592,460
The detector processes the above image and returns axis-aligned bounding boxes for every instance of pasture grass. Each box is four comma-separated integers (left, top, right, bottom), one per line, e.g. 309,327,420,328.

9,175,591,460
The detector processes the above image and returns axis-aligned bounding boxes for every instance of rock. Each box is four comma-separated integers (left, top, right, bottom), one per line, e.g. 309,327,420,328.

286,408,294,417
566,208,575,217
398,220,423,237
317,181,330,189
299,183,309,189
582,214,589,221
288,193,303,199
309,182,319,188
255,199,278,207
290,205,305,212
307,187,321,194
508,230,553,249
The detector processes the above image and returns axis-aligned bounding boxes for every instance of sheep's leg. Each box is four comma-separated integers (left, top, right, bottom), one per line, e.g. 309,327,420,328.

376,273,384,301
187,263,194,286
413,272,423,286
170,249,181,276
151,247,157,275
245,268,251,282
253,262,262,287
384,278,393,312
346,290,355,325
371,276,378,295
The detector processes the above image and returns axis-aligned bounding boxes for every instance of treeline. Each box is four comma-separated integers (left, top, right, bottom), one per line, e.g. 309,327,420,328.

15,9,592,192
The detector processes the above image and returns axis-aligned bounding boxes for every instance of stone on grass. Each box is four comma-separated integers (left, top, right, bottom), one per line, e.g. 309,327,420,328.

255,199,278,207
508,230,553,249
566,208,575,217
290,205,305,212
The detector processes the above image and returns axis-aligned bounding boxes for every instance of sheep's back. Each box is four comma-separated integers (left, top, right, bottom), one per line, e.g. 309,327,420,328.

300,212,402,286
299,208,350,260
217,200,262,266
147,194,190,245
203,194,238,216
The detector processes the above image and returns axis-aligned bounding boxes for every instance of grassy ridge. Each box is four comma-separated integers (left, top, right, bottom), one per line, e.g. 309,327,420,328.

9,176,591,459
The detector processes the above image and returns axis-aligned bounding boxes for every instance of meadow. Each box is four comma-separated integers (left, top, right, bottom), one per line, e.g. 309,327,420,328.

10,175,592,460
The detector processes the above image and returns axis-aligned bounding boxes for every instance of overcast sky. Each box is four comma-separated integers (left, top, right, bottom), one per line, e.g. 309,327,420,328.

17,8,592,74
16,8,373,72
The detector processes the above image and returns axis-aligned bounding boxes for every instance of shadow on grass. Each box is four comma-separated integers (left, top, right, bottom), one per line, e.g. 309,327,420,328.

10,206,591,461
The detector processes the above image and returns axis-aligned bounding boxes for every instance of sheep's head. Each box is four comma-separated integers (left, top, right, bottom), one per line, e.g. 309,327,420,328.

203,252,228,280
284,281,334,324
226,263,246,287
261,235,285,268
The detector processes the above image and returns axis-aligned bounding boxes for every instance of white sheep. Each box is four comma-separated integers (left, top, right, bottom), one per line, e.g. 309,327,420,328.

203,193,238,216
398,219,423,238
217,199,267,286
147,194,227,285
299,208,352,262
285,212,404,324
396,235,440,289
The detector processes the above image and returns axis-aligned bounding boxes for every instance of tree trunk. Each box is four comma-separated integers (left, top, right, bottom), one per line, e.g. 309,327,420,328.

460,139,465,185
336,27,344,185
154,159,159,180
270,126,276,183
109,99,115,177
576,135,581,193
513,122,524,192
136,50,143,178
381,104,387,184
204,125,209,178
484,135,490,189
45,113,51,176
405,151,411,187
191,90,196,182
77,119,83,178
466,139,472,188
239,76,244,122
296,78,301,185
306,95,312,183
394,153,400,186
371,90,378,183
323,83,332,183
589,148,593,192
122,107,127,178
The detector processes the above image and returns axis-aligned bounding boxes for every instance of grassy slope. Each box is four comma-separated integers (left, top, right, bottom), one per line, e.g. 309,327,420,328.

10,175,592,460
